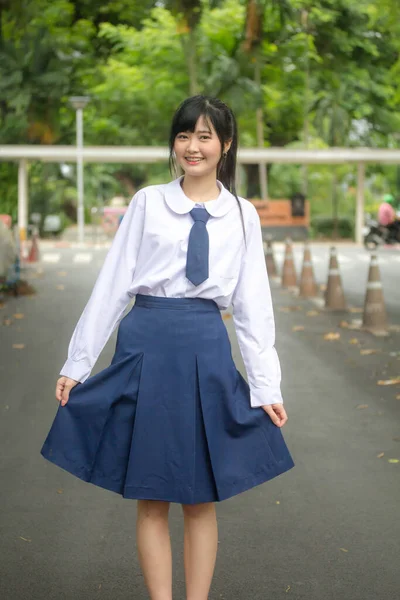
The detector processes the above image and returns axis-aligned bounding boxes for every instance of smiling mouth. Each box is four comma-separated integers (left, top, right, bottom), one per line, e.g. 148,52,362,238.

185,157,204,163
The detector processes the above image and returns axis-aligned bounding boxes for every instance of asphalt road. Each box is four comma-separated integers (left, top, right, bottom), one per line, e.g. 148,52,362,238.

39,240,400,323
0,247,399,600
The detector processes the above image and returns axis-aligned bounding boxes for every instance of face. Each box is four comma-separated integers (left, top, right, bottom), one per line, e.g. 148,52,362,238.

173,115,231,177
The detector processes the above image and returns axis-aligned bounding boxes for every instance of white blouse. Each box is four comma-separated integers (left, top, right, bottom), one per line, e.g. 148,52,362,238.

60,176,283,407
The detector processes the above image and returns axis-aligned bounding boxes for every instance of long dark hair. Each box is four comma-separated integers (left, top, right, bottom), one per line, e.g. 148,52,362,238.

168,95,246,246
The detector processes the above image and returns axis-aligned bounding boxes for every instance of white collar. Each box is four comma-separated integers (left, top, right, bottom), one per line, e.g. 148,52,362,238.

164,176,235,218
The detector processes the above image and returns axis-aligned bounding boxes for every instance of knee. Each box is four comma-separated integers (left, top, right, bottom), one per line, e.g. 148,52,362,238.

137,499,170,521
181,502,215,519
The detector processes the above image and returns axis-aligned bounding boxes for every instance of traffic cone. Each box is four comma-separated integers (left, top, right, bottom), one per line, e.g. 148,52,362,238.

324,246,346,310
265,238,277,277
27,232,40,263
298,242,318,297
362,253,388,335
281,238,297,288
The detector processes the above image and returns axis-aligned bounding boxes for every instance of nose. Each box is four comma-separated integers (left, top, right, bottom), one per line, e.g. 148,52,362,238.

186,136,200,154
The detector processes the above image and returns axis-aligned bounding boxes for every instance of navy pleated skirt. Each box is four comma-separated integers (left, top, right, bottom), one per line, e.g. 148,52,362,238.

41,294,294,504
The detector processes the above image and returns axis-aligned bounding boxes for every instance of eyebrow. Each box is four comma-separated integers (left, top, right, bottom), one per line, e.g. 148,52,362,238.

182,129,212,134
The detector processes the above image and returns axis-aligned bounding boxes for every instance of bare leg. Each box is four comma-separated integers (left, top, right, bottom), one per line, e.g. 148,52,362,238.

181,502,218,600
136,499,172,600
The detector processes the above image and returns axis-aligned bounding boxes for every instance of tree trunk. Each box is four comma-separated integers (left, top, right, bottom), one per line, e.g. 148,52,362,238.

181,31,198,96
114,171,138,197
243,164,261,198
301,10,310,196
254,59,268,200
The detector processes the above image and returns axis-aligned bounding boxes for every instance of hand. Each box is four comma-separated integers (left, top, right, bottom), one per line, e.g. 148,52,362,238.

261,403,288,427
56,376,79,406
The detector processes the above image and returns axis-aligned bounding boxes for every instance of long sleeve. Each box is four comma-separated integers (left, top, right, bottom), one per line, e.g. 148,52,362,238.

231,205,283,407
60,190,146,383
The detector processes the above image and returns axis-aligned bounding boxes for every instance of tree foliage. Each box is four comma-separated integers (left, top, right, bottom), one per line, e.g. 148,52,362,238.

1,0,400,219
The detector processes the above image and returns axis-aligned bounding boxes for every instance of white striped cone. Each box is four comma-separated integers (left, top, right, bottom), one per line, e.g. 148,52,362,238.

281,238,297,288
299,243,318,297
324,246,347,310
265,239,277,277
27,232,40,263
362,253,388,334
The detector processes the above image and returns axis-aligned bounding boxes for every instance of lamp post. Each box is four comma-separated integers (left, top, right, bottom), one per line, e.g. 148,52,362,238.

69,96,90,243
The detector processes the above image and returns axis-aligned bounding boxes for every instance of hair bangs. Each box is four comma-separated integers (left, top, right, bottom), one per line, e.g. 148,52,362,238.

170,100,214,139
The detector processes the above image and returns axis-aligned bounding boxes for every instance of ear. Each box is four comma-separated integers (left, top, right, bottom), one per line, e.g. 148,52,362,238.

224,139,233,153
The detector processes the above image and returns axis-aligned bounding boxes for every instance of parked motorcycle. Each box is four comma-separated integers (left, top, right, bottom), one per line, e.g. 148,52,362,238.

363,217,400,249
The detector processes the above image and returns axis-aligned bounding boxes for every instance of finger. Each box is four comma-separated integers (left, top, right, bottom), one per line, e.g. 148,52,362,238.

272,404,288,421
264,406,281,426
274,411,287,427
55,381,64,402
61,386,71,406
274,406,287,422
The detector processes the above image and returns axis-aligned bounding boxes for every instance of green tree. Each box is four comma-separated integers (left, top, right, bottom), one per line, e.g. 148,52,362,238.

2,0,400,227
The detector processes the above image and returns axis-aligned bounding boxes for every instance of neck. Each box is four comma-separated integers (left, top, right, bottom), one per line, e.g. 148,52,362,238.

180,172,220,203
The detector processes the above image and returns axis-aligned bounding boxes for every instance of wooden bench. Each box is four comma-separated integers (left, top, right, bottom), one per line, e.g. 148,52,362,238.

249,199,310,240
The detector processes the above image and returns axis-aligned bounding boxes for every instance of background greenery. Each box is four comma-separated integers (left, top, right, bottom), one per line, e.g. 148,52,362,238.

1,0,400,236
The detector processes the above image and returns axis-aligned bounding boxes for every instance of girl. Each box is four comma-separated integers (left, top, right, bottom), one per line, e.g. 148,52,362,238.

41,95,294,600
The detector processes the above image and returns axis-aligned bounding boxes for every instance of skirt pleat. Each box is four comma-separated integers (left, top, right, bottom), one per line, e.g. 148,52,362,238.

41,294,294,504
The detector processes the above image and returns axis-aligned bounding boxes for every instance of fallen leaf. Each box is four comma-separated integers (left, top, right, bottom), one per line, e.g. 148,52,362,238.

339,548,348,553
281,305,302,311
57,489,63,494
349,338,359,345
349,307,363,313
388,459,399,464
356,404,369,409
3,318,12,326
306,310,319,317
324,332,340,341
292,325,305,332
0,302,5,309
360,349,379,355
396,395,400,400
377,378,400,386
12,344,25,349
377,452,385,458
222,313,231,320
276,500,280,505
339,321,349,328
13,313,24,319
19,536,31,543
347,319,362,330
56,284,65,290
285,585,291,592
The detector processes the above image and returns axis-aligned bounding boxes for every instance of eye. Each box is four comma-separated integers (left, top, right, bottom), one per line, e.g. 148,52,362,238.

200,136,211,140
177,134,188,139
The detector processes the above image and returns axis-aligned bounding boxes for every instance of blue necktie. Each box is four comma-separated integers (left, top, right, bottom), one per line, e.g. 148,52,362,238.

186,207,210,286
